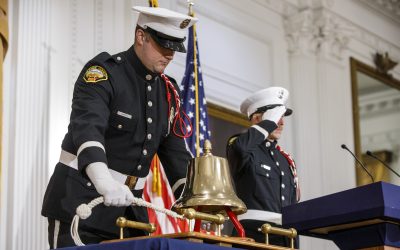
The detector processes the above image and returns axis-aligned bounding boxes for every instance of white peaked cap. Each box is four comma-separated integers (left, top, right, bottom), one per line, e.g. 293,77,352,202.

132,6,198,40
240,87,292,118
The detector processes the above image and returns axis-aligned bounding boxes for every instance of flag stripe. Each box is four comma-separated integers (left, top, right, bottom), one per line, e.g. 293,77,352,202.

143,157,187,234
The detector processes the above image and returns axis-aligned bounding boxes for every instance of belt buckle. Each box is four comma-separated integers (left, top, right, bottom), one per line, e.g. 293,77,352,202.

125,175,138,190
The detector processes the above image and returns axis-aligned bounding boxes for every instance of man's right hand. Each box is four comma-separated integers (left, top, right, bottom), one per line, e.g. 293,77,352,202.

86,163,134,206
262,106,286,124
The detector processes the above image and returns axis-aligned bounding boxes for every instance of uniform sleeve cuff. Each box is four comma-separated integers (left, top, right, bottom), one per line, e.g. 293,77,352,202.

251,120,278,140
77,146,107,172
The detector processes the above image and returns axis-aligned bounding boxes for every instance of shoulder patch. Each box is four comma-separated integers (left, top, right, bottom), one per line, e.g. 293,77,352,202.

228,136,238,146
83,65,108,83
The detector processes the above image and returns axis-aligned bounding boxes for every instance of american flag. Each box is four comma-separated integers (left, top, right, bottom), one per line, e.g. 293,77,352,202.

180,24,211,157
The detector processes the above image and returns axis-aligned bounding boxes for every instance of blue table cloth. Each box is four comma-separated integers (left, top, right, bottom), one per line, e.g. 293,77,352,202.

59,237,245,250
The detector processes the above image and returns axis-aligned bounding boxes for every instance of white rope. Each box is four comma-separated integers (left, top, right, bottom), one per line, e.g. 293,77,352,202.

70,197,104,246
131,196,184,219
70,196,184,246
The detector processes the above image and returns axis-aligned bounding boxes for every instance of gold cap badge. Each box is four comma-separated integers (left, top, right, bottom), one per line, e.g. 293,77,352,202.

180,19,191,29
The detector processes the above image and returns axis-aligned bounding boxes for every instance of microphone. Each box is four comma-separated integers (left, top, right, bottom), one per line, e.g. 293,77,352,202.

341,144,374,183
366,151,400,178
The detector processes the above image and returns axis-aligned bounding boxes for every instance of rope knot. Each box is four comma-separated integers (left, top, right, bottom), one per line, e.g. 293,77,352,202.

76,204,92,219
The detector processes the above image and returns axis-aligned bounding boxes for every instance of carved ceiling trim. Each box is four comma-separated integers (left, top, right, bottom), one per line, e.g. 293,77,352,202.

360,0,400,24
359,90,400,118
284,7,352,59
283,1,400,64
361,129,400,151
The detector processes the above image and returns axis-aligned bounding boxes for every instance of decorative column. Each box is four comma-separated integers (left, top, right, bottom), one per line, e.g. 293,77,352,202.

0,0,8,192
0,1,8,249
284,3,353,249
2,1,51,250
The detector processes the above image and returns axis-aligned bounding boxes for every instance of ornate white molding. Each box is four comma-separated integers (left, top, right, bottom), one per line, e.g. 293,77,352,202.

176,0,301,45
347,21,400,78
361,129,400,152
297,0,334,9
284,7,351,59
284,0,400,68
360,0,400,24
359,89,400,118
177,0,271,45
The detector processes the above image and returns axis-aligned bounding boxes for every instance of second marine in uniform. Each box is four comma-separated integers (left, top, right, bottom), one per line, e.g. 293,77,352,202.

227,87,300,246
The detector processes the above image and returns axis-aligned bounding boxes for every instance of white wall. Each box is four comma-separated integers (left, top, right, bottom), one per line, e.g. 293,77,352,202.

1,0,399,250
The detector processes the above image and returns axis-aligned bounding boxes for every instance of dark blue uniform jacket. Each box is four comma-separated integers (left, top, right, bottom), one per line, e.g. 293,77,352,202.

42,46,191,238
227,120,296,214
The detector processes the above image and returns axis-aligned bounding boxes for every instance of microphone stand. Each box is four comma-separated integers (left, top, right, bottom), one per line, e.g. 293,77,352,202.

366,151,400,178
341,144,374,183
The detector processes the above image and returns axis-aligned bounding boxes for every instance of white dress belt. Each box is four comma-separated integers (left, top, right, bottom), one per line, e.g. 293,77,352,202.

237,209,282,225
59,150,146,191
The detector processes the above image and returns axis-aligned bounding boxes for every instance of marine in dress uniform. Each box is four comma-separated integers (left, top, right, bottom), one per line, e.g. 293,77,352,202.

226,87,300,247
42,6,197,248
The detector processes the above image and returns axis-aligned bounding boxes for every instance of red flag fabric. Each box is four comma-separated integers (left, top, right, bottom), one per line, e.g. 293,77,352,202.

143,155,188,234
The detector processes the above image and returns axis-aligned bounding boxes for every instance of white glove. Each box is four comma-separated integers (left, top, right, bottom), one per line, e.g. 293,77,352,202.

261,106,286,124
86,162,134,207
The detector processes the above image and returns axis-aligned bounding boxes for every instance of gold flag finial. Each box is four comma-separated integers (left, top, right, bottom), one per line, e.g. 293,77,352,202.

187,0,194,17
149,0,159,7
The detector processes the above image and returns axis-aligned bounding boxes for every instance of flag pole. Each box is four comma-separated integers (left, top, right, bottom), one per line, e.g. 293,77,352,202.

188,2,204,229
188,1,201,157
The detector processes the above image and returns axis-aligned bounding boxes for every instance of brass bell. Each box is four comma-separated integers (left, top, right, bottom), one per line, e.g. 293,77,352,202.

172,140,247,216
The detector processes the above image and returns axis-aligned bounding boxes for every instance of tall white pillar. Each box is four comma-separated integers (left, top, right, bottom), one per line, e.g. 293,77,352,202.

2,1,134,249
284,4,354,250
2,0,51,250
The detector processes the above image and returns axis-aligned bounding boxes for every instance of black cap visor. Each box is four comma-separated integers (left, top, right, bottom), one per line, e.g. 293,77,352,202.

144,27,186,53
254,104,293,117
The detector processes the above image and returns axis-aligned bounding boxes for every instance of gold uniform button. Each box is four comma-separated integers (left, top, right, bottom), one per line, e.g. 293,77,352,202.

146,74,152,81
